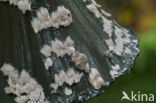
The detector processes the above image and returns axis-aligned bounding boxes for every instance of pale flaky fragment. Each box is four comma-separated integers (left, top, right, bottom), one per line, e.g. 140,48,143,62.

109,64,120,78
72,52,89,73
89,68,105,89
17,0,31,13
50,68,83,93
87,3,102,18
0,0,31,13
40,44,52,57
90,0,101,7
51,36,75,57
50,6,72,28
44,58,53,70
102,16,113,37
64,87,72,96
0,63,49,103
31,6,72,33
51,39,67,57
105,26,131,56
113,27,131,56
101,9,111,17
9,0,18,5
1,63,18,82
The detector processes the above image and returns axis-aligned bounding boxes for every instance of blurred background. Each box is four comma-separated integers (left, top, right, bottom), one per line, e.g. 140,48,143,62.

86,0,156,103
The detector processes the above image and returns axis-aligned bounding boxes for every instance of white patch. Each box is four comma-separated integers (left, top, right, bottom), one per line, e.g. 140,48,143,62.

87,3,102,18
0,63,49,103
51,6,72,28
113,26,131,56
51,39,66,57
72,52,89,73
31,18,40,33
50,68,83,93
1,0,31,13
101,9,111,17
89,68,105,89
132,39,140,54
104,50,113,58
90,0,101,7
82,0,101,7
105,26,131,56
109,64,120,78
84,0,110,18
64,36,75,54
105,39,115,51
64,87,72,96
31,6,72,33
51,36,75,57
0,63,18,81
125,47,132,55
9,0,18,5
37,7,50,22
44,58,53,70
40,44,52,57
31,7,50,33
17,0,31,13
102,16,113,37
112,64,120,71
132,39,137,43
14,95,28,103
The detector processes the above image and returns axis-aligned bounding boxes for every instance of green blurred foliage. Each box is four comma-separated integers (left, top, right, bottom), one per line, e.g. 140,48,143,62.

135,26,156,73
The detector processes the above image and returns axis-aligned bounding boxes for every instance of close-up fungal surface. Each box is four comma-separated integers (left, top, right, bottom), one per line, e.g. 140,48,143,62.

0,0,139,103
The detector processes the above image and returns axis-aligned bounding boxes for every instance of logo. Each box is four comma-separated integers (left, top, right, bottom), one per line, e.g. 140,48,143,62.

121,91,155,102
